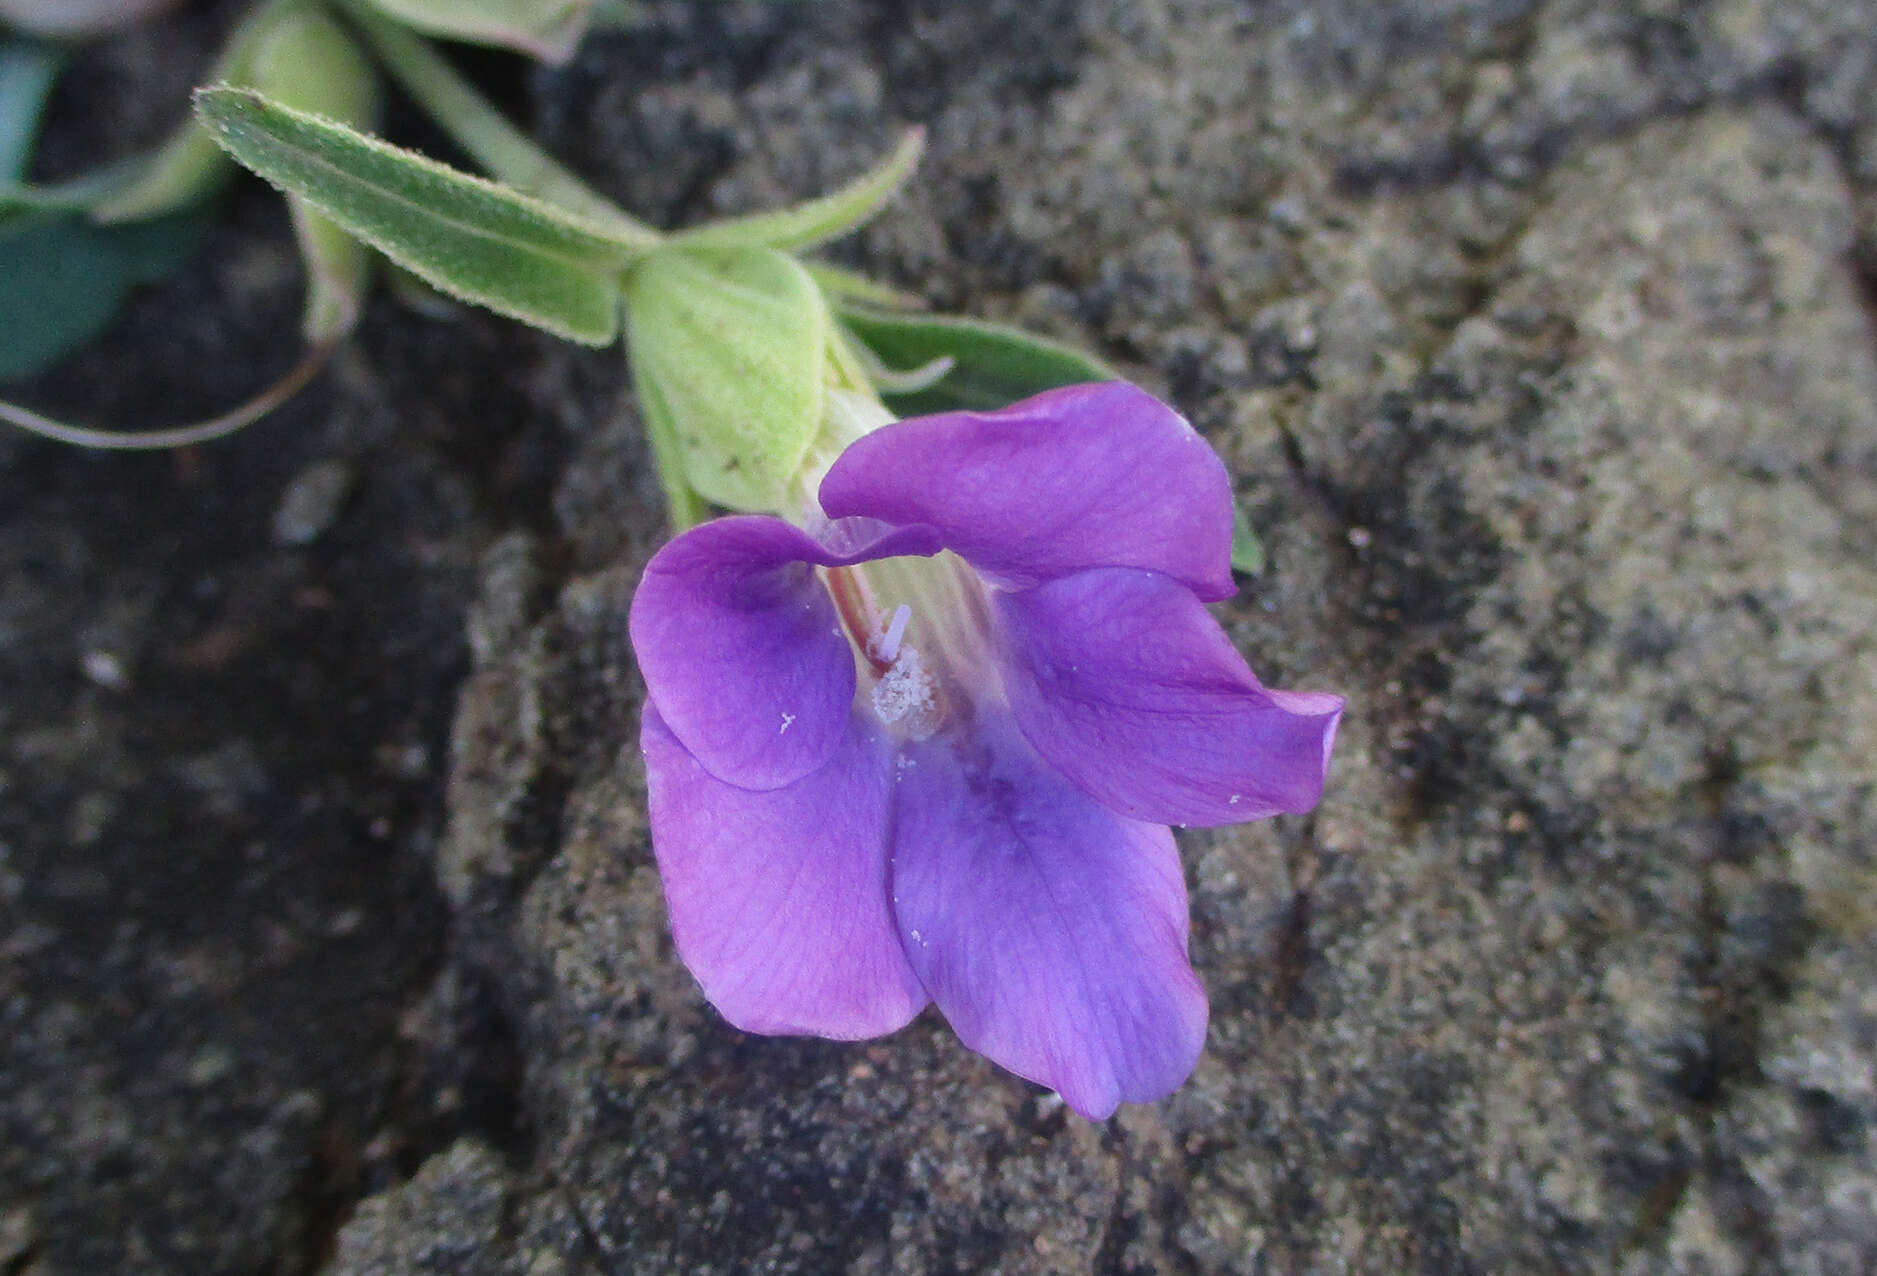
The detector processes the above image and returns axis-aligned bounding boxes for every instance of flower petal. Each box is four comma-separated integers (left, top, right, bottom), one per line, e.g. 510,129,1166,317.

889,713,1207,1119
642,705,927,1039
997,568,1343,826
629,515,940,790
818,382,1236,600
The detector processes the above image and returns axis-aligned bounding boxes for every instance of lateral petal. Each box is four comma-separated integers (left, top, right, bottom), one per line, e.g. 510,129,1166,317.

997,567,1343,827
629,515,939,790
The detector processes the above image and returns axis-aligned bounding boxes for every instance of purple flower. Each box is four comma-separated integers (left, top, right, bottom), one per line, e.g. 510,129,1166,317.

629,382,1342,1119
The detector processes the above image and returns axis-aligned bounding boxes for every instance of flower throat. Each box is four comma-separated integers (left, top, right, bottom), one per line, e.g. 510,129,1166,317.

823,551,996,740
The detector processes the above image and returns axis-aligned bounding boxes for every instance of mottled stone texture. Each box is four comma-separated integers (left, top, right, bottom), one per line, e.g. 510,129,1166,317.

5,1,1876,1273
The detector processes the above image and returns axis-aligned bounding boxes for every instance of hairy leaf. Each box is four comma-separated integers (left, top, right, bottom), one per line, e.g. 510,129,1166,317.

196,87,636,344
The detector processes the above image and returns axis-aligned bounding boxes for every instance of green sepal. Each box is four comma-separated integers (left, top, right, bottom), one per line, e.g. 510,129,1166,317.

804,260,923,311
624,247,826,512
195,86,638,345
355,0,596,63
636,368,709,532
837,306,1114,414
1229,500,1265,576
668,130,923,254
246,6,382,344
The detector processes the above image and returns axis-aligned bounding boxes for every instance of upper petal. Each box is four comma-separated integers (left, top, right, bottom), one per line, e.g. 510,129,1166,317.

818,382,1236,601
629,515,940,790
889,713,1207,1119
642,705,928,1039
997,567,1343,827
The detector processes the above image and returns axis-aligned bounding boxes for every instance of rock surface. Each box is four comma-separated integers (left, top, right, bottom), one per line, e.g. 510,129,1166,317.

4,1,1875,1273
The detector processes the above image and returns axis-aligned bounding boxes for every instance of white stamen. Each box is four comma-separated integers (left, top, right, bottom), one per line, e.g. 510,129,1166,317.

871,645,936,737
869,604,912,665
1228,793,1240,805
780,711,796,734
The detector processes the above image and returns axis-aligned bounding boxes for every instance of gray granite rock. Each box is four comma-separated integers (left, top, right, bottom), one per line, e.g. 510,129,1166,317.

395,1,1877,1272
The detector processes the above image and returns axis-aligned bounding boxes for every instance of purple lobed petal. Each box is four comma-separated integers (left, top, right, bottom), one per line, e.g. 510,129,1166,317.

996,567,1343,827
888,712,1208,1119
629,515,941,791
641,705,928,1039
818,382,1237,601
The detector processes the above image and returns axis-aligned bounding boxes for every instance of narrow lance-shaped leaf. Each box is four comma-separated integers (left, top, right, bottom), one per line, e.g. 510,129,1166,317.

625,247,826,511
668,130,924,254
195,87,637,345
837,305,1115,415
355,0,596,63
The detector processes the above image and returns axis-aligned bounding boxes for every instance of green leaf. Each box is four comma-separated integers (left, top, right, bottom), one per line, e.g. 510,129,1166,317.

836,306,1114,414
0,39,61,182
1230,499,1265,576
355,0,596,62
195,86,636,345
624,247,826,511
0,40,212,379
668,130,923,254
0,209,205,380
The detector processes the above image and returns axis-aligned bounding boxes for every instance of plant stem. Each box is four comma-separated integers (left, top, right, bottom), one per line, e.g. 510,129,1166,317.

340,0,660,247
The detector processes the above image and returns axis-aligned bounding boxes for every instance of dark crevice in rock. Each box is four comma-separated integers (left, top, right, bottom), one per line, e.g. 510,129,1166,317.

1089,1143,1132,1275
1763,55,1877,365
1619,1161,1693,1261
1335,35,1828,208
1631,748,1813,1264
1265,886,1317,1023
